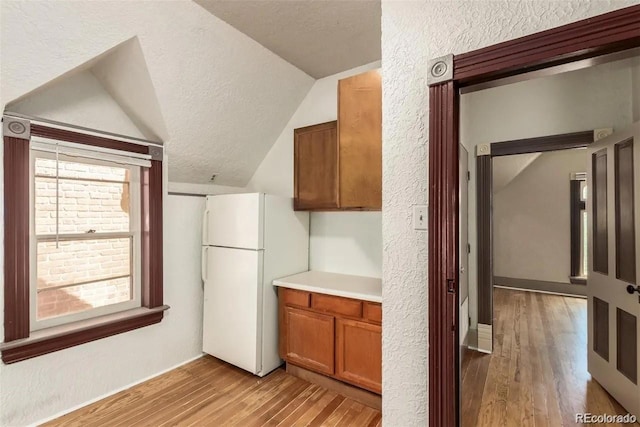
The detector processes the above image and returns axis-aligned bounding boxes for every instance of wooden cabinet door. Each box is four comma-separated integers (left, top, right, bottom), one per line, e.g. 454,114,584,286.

335,318,382,394
338,70,382,210
283,306,335,375
294,121,339,210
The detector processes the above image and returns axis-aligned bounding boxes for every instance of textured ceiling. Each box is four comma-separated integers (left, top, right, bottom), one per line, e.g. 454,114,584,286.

1,1,314,186
194,0,381,78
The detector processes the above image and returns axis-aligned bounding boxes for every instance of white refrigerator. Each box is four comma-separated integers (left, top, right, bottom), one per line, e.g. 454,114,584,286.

201,193,309,377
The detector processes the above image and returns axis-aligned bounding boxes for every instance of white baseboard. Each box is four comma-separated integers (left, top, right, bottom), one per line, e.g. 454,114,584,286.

477,323,493,353
31,353,205,427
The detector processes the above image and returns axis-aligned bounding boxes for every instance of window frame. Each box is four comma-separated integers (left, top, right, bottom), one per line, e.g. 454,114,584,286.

570,173,587,285
29,151,143,330
2,120,166,364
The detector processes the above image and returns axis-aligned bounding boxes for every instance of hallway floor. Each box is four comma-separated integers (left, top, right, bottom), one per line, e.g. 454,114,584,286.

462,287,637,427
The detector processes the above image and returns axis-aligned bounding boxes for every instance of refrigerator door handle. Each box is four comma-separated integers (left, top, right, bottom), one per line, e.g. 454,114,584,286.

202,247,209,282
202,209,210,245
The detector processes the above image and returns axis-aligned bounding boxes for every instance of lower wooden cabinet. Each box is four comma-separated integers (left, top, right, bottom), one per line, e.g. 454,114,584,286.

279,288,381,395
283,306,335,375
335,318,382,394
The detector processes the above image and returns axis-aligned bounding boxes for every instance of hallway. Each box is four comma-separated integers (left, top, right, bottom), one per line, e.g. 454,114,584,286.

462,287,637,426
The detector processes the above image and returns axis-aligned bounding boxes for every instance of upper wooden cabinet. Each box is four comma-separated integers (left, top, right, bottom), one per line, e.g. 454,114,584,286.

294,122,339,210
293,70,382,211
338,70,382,210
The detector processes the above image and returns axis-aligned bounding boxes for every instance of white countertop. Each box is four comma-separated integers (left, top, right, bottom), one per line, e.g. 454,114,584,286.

273,270,382,303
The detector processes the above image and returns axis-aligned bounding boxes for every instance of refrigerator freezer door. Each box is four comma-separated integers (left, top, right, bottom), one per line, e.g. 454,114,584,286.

202,246,263,374
203,193,264,250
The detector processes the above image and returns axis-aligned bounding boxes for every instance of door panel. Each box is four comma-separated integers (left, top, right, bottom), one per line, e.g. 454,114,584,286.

203,193,264,249
335,318,382,394
616,140,636,284
587,122,640,417
294,122,339,210
284,306,335,375
202,246,263,374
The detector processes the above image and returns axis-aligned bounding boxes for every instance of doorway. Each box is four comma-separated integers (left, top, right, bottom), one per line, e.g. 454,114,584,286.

427,6,640,425
457,49,640,425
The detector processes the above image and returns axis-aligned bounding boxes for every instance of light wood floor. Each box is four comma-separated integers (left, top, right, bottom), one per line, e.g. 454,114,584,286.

462,287,637,427
43,356,382,427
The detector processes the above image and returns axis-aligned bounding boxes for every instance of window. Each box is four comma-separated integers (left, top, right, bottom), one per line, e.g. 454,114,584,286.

31,144,143,330
2,117,165,363
570,173,587,284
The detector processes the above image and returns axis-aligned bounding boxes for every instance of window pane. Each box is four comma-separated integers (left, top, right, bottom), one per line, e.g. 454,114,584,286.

35,176,131,234
37,277,132,320
37,238,131,290
35,158,128,181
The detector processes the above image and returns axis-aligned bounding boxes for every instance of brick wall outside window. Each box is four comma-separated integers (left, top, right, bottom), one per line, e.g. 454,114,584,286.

34,158,134,321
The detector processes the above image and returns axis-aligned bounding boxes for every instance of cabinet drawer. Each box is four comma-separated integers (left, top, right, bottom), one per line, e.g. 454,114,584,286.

280,288,310,308
311,293,362,318
363,302,382,324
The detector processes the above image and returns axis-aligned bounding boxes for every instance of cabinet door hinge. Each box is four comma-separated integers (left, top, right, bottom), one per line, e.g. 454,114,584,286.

467,171,471,181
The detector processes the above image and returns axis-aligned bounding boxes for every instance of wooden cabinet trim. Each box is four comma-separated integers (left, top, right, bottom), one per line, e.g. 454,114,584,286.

363,302,382,324
311,293,363,318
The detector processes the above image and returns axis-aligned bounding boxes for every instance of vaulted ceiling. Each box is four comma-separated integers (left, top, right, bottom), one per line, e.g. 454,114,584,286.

194,0,381,79
1,1,315,187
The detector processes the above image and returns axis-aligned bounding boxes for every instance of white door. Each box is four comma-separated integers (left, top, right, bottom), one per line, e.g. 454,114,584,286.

202,246,264,374
203,193,264,249
459,145,470,345
588,122,640,417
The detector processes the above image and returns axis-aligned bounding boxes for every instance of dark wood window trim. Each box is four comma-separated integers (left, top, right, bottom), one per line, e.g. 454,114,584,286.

2,123,166,364
428,5,640,425
570,177,587,284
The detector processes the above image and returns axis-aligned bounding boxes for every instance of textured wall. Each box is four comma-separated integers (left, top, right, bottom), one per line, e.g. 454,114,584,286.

493,150,588,283
380,2,636,425
247,62,383,278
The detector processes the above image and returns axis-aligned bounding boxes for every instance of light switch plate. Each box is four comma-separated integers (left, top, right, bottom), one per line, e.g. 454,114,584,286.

413,205,427,231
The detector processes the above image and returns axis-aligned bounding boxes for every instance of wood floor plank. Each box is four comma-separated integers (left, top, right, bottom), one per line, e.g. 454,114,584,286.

43,356,379,427
463,288,639,427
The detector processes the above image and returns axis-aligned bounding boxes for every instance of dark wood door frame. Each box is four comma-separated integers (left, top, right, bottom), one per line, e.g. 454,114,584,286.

427,6,640,426
475,130,597,342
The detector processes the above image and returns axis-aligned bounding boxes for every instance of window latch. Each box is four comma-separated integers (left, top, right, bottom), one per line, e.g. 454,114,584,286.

86,229,96,234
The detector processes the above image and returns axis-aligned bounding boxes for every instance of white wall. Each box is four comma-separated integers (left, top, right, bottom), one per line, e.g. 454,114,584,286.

493,149,587,283
380,2,636,425
460,59,633,331
9,70,145,139
0,77,208,425
247,62,383,278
